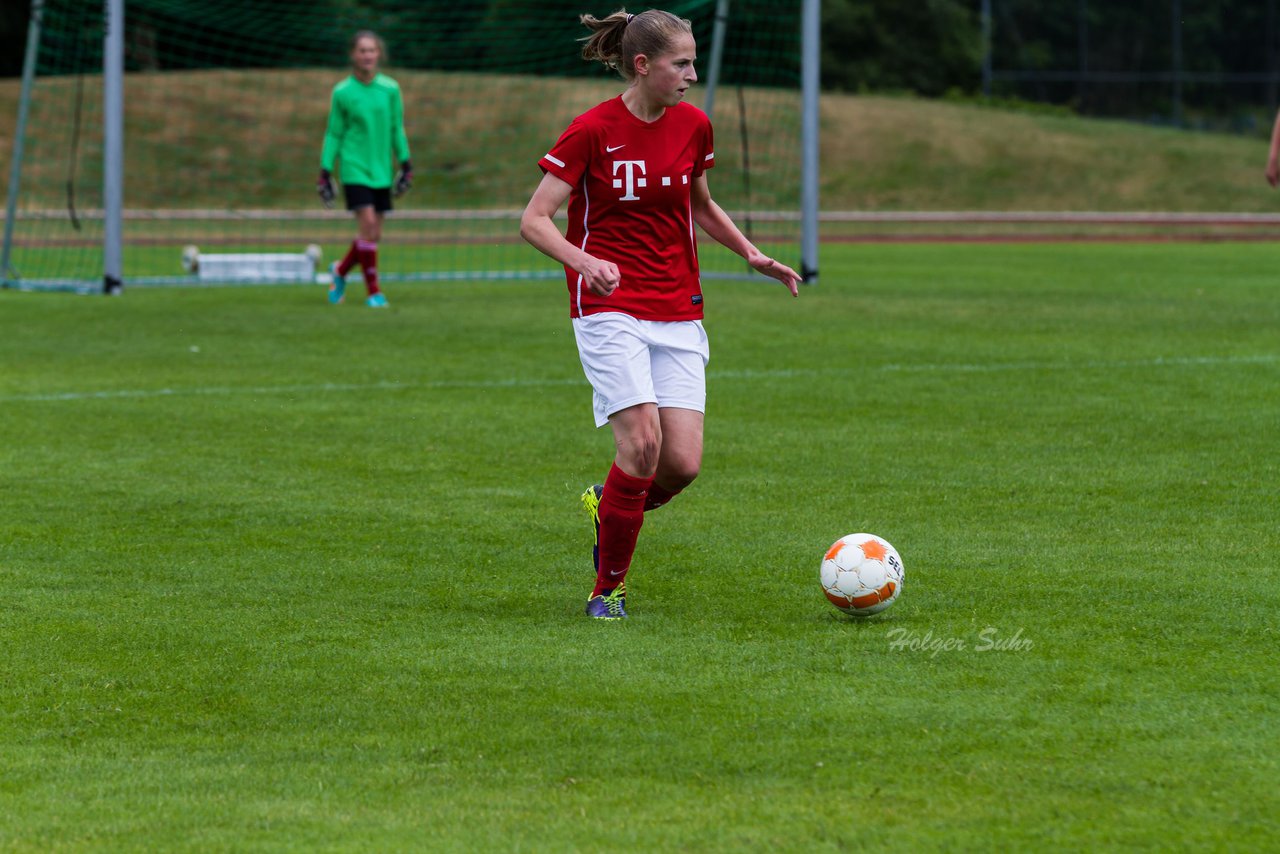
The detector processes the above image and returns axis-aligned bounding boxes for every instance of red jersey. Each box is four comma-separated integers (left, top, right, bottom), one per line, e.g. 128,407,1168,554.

539,96,715,321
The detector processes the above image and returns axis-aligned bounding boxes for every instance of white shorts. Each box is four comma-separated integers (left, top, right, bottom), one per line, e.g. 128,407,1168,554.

572,313,710,428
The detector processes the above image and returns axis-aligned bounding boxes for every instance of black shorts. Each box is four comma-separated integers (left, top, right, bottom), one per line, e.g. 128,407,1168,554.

344,184,393,213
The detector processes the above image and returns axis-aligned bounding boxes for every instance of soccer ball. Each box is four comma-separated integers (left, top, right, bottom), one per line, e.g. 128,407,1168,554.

304,244,323,264
181,244,200,273
820,533,903,616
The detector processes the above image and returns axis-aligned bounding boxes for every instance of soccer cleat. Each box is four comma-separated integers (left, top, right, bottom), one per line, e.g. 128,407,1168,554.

366,293,389,308
585,584,627,619
581,484,603,572
328,262,346,304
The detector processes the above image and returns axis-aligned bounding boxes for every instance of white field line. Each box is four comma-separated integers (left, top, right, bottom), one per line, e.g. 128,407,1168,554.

0,377,583,403
878,354,1280,373
2,355,1275,405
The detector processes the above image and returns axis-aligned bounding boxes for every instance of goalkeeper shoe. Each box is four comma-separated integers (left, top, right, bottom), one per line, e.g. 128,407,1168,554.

585,584,627,620
366,293,389,308
328,262,346,304
581,484,603,573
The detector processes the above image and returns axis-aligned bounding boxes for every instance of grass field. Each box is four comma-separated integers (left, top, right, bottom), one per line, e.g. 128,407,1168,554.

2,242,1278,850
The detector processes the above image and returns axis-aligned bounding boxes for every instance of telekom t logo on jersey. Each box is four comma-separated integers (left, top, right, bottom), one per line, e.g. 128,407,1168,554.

611,159,690,201
612,160,648,201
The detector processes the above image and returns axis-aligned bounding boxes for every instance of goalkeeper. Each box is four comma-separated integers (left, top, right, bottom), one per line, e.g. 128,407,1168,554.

318,30,412,308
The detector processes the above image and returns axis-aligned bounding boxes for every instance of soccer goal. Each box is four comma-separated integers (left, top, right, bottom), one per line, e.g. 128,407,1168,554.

1,0,818,294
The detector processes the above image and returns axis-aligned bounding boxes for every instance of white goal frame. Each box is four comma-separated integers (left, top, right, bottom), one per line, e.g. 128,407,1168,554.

2,0,821,293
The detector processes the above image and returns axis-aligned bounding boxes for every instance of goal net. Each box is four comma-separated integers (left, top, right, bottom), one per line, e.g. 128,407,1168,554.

1,0,805,293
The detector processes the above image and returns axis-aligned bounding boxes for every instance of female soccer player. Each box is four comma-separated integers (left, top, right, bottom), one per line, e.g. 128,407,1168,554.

318,30,412,308
520,9,800,620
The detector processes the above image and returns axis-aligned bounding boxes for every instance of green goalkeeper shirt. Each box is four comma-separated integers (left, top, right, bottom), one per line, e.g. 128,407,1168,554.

321,73,410,189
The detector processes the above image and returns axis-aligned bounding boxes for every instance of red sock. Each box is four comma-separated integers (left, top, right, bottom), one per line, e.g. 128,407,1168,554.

593,463,653,596
644,482,682,512
356,239,379,295
337,240,359,277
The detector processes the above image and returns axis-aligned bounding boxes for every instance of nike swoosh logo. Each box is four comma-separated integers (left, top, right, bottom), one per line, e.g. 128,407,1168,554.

608,569,626,577
606,145,626,153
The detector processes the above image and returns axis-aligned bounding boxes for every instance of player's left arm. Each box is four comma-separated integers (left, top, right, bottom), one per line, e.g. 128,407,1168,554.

690,175,799,296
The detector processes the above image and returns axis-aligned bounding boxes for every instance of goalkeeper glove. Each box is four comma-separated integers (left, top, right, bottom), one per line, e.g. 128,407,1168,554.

394,161,413,197
317,169,337,208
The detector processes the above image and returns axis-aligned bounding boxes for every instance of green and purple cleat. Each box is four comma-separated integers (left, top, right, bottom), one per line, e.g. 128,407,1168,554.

585,584,627,620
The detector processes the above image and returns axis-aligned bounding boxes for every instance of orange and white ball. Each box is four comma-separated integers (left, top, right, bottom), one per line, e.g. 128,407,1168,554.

820,533,903,616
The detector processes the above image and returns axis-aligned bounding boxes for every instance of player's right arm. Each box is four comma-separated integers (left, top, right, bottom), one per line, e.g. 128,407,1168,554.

318,87,345,205
520,172,619,297
321,87,345,174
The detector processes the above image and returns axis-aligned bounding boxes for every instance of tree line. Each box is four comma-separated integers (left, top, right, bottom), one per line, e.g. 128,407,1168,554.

4,0,1278,122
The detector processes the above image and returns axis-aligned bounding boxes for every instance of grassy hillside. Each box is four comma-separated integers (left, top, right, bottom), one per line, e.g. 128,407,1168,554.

830,95,1276,211
1,71,1276,211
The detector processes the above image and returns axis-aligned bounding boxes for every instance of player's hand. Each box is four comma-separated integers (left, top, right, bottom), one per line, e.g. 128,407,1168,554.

1267,157,1279,188
579,255,621,297
747,249,800,297
394,161,413,197
317,169,337,208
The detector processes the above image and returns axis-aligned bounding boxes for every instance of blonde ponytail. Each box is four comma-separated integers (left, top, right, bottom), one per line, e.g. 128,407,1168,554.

579,9,692,81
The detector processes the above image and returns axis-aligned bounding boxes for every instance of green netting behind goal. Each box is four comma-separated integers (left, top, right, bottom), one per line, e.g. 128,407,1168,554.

1,0,803,292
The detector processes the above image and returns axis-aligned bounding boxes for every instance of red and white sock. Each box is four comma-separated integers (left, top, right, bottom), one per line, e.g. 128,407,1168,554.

356,239,379,295
337,240,359,277
593,463,653,597
644,482,682,512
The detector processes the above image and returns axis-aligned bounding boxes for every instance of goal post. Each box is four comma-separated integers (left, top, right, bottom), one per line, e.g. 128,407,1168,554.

1,0,45,288
104,0,123,294
801,0,820,283
2,0,817,293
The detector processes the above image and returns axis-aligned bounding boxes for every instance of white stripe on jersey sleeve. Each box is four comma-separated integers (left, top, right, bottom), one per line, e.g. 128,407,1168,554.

704,152,715,161
544,153,566,168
